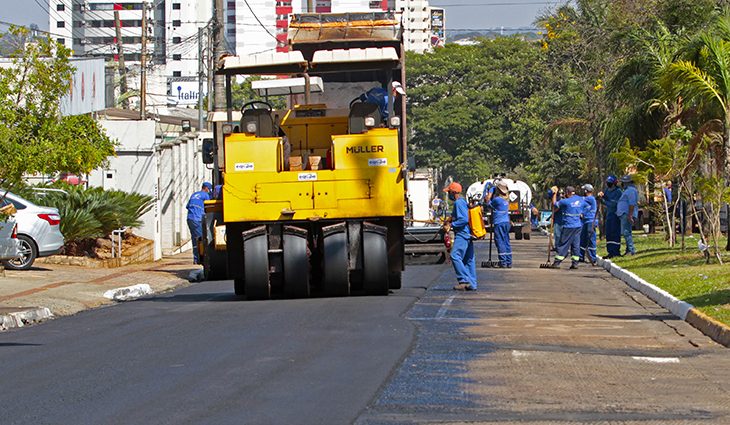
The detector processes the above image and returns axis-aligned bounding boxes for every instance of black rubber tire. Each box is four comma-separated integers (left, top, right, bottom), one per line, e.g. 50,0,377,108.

244,235,270,300
514,230,523,240
202,214,228,281
363,231,389,295
234,278,245,296
524,231,531,240
388,271,402,290
322,232,349,297
283,233,309,298
3,235,37,270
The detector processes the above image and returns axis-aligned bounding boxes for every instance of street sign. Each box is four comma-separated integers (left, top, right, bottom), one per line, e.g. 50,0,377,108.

169,80,206,105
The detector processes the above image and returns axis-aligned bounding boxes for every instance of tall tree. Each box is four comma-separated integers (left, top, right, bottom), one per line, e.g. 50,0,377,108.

0,28,116,188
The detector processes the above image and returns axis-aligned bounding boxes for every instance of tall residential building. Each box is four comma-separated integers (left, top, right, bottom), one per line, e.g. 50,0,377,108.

224,0,441,56
48,0,212,110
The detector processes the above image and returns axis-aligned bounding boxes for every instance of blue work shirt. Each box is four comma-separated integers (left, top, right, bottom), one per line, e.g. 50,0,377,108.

602,187,622,214
555,195,587,229
489,196,510,225
450,197,471,239
664,187,673,204
616,184,639,219
186,190,211,222
583,195,597,225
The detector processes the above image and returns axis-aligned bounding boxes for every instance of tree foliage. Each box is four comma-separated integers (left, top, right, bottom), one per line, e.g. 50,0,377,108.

0,27,116,187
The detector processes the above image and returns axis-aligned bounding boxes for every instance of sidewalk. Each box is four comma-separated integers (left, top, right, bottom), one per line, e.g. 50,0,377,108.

0,253,196,329
358,235,730,424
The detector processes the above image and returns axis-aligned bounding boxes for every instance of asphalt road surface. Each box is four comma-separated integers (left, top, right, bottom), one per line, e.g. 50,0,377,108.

2,236,729,425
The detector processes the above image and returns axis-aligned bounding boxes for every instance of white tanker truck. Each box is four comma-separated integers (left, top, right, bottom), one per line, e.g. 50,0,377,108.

466,178,533,240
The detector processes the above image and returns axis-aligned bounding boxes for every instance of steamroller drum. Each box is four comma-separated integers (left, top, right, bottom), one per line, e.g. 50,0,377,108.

283,232,310,298
363,231,389,295
244,234,270,300
322,232,349,297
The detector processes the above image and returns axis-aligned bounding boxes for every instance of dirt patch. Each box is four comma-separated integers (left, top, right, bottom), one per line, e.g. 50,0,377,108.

63,233,149,259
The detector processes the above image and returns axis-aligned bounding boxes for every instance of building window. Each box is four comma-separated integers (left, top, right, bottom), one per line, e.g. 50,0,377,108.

172,3,181,9
56,21,65,28
227,1,236,7
173,71,182,77
172,20,181,27
56,3,65,11
172,54,182,60
173,36,182,43
227,28,236,35
57,38,65,45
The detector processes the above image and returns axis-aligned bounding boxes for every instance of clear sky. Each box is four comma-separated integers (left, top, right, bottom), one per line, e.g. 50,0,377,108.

0,0,564,34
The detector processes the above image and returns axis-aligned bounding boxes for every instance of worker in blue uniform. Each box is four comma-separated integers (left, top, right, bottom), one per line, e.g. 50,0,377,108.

616,175,639,256
186,182,213,264
485,179,512,268
599,175,622,258
548,187,564,251
551,185,587,269
444,182,477,291
580,184,598,264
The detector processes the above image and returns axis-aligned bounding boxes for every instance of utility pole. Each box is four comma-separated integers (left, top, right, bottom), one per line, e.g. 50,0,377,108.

206,26,214,127
198,26,204,130
213,0,226,115
140,2,148,119
114,10,129,109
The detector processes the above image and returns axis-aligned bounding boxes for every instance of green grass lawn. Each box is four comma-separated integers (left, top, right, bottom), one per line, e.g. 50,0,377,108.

607,233,730,326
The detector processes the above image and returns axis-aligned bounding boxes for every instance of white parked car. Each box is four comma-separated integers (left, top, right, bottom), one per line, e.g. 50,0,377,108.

0,219,21,262
0,192,64,270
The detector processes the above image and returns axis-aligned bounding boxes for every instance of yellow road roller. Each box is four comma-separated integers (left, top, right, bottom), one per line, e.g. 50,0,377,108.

200,12,407,299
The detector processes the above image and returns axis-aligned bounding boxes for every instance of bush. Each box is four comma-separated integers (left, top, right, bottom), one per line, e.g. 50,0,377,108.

20,184,154,244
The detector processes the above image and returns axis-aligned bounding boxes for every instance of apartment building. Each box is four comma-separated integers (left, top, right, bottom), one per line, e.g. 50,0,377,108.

48,0,212,110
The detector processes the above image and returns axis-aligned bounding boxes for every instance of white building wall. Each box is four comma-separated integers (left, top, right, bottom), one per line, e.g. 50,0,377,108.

88,120,211,260
89,120,162,259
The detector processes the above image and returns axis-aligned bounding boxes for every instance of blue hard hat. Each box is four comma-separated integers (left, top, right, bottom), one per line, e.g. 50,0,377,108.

606,175,617,184
202,181,213,190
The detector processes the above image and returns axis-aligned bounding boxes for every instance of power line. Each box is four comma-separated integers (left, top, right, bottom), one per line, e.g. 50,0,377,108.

431,1,561,6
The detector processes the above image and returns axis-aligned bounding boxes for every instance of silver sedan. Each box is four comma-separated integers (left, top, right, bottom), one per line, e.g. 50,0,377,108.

1,192,64,270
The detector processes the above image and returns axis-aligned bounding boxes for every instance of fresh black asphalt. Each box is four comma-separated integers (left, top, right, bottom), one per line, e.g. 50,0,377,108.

0,264,445,425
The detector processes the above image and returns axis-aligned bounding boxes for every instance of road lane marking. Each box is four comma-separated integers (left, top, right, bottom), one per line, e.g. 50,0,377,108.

435,295,456,320
632,356,680,363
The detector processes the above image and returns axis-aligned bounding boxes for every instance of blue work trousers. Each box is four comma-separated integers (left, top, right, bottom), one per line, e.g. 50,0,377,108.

450,235,477,288
580,222,597,263
555,226,581,265
494,222,512,267
619,214,636,255
553,222,563,252
187,218,203,264
605,212,621,256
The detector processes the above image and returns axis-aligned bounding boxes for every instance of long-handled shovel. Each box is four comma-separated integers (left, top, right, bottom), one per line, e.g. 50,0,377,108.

540,213,555,268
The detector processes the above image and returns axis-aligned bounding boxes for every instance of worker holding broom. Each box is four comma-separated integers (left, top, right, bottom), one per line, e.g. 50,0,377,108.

484,179,512,268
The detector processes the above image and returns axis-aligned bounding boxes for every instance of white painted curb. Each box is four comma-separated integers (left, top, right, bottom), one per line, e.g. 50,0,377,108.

0,307,54,330
597,257,693,320
103,283,153,301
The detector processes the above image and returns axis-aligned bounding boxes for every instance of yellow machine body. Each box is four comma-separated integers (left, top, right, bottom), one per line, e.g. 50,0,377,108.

221,109,404,222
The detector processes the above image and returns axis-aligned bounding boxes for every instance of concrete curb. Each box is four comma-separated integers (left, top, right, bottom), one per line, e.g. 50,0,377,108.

0,307,54,331
597,257,730,347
